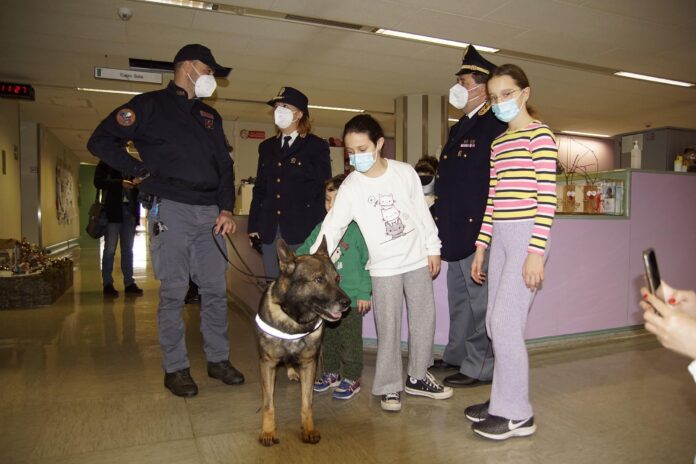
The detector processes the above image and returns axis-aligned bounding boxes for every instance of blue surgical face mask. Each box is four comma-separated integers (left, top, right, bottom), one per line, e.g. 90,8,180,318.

492,98,521,123
349,152,376,173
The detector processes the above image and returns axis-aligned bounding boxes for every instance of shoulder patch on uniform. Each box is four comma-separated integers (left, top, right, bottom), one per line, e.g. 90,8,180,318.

200,110,214,119
478,102,491,116
116,108,136,127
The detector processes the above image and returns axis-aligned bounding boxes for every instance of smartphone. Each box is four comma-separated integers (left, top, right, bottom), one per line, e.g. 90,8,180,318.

642,248,661,295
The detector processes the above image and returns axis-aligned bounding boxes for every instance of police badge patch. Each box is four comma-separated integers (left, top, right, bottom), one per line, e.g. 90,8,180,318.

116,108,136,126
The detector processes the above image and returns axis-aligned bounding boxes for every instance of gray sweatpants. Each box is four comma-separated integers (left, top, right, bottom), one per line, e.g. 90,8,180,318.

150,199,229,373
486,220,550,420
370,266,436,395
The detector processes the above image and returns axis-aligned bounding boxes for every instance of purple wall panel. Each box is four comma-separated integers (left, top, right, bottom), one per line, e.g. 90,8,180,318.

229,172,696,345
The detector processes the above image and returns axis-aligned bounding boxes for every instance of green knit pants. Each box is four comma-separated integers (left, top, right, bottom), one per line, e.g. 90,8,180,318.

322,307,364,380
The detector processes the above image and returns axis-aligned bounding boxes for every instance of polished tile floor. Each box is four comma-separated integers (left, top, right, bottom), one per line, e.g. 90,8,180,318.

1,234,695,464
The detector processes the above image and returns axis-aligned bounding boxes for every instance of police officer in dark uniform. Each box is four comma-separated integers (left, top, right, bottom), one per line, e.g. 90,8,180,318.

248,87,331,277
87,44,244,398
432,46,506,388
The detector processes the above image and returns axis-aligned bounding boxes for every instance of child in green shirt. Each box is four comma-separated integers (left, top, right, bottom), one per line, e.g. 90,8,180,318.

296,174,371,400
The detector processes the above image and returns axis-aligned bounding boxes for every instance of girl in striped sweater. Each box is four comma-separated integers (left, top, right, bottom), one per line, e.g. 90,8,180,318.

466,64,558,440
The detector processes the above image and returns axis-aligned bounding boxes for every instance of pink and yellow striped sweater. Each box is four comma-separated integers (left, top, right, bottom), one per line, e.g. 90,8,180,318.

475,122,558,255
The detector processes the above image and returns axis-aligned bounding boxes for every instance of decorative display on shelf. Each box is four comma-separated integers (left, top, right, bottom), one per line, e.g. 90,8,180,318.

0,238,71,276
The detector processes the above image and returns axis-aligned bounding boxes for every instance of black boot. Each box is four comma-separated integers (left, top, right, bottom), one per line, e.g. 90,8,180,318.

103,284,119,297
164,368,198,397
124,283,144,295
207,360,245,385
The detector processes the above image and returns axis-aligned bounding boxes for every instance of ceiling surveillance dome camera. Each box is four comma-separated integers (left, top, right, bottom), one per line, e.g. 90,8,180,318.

117,7,133,21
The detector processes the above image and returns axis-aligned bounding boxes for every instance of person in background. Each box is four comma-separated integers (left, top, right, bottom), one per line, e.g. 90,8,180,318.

296,174,372,400
415,155,438,209
309,114,452,412
466,63,558,440
640,282,696,376
431,47,506,391
248,87,332,278
93,160,143,297
88,44,244,398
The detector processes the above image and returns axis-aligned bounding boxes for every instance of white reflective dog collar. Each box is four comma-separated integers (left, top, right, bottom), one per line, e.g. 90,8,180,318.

255,314,322,340
689,360,696,383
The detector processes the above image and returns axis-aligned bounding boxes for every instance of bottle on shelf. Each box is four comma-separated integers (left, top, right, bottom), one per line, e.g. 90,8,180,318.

630,140,641,169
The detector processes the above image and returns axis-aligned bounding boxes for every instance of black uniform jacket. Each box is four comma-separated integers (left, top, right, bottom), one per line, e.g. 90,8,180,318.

248,133,331,244
87,81,235,212
433,105,507,261
93,161,140,223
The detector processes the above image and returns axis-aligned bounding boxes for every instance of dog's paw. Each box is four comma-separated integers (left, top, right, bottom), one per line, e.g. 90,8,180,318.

286,366,300,382
301,428,321,444
259,431,280,447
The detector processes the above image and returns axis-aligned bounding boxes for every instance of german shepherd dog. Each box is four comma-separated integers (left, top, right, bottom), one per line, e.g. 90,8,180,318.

256,238,351,446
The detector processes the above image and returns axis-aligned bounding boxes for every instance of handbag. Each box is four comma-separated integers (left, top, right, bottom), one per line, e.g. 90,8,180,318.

85,188,108,239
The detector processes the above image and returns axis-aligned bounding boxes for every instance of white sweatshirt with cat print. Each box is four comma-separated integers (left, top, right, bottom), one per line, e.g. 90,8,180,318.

310,159,441,277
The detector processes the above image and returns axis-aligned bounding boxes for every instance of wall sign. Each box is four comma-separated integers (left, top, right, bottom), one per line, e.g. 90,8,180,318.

94,67,163,84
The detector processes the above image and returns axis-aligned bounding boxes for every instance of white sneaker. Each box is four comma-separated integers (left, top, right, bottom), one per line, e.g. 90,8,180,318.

380,392,402,411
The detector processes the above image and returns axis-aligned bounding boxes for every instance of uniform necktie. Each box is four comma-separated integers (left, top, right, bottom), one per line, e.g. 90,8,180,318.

281,135,291,154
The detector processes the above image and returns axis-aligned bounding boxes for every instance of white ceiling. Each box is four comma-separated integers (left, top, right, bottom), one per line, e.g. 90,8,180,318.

1,0,695,163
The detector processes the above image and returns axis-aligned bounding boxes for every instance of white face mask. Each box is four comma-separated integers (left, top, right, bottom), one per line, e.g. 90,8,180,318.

449,83,482,110
274,106,295,129
187,65,217,98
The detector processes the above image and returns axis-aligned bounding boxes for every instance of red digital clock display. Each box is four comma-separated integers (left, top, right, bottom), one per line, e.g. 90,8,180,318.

0,82,35,101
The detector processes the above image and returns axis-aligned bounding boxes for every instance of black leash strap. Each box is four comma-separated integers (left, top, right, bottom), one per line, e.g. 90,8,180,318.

211,227,274,291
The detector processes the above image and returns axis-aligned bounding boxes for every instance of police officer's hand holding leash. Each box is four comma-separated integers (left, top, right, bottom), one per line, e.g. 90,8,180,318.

88,44,244,398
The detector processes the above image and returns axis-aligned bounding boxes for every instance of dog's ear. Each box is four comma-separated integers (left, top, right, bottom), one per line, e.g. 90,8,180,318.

277,239,296,274
314,236,329,257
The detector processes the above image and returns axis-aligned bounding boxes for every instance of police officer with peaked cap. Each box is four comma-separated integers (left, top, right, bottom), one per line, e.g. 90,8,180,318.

87,43,244,397
248,86,331,278
431,46,507,387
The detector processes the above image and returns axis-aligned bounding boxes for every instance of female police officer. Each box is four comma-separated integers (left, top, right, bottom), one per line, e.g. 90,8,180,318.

248,87,331,277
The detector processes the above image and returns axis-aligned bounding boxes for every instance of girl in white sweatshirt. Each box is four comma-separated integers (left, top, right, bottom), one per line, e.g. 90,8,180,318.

310,114,452,411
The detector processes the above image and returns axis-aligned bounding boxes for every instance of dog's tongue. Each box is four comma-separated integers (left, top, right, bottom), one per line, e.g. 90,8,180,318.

329,311,342,320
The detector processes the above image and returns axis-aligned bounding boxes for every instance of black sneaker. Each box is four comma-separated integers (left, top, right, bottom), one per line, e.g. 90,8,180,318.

124,283,144,295
103,284,119,297
380,392,402,412
472,414,536,440
164,368,198,397
465,400,489,422
207,360,245,385
404,371,453,399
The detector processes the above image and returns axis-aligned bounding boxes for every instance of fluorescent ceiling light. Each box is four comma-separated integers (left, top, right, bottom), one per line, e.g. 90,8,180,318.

375,29,498,53
77,87,142,95
613,71,694,88
137,0,214,10
308,104,364,113
560,130,611,138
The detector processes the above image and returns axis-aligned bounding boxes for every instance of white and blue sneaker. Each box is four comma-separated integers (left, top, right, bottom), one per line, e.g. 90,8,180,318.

313,372,341,393
332,378,361,400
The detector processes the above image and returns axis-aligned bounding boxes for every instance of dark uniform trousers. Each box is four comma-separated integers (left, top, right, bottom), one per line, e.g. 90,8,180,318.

87,81,236,374
434,106,506,380
249,133,331,278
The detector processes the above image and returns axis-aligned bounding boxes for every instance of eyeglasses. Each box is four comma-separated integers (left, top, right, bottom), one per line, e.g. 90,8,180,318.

489,88,521,105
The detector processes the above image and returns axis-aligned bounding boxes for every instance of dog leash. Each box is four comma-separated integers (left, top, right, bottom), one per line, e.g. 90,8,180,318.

210,226,274,291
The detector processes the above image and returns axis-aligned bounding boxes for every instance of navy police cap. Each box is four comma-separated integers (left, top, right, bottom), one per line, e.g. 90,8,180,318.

174,44,220,71
267,87,309,115
456,46,497,76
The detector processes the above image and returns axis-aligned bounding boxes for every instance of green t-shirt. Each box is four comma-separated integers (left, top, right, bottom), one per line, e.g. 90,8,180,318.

296,221,371,307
